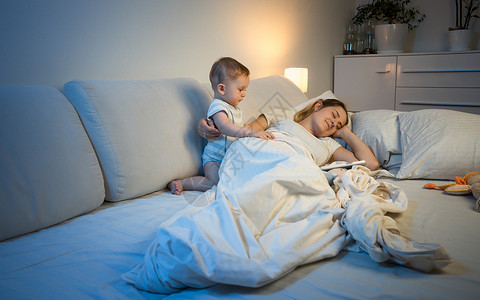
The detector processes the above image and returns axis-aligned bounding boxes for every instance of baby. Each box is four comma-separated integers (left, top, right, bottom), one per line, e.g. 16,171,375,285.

168,57,274,195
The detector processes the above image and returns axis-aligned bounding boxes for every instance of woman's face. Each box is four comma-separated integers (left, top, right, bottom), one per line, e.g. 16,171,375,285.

310,104,347,137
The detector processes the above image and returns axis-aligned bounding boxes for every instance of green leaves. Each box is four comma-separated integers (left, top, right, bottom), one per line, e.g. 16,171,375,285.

452,0,480,30
352,0,425,30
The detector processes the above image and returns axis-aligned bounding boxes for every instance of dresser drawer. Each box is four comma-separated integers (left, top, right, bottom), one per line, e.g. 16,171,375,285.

397,52,480,87
396,87,480,114
334,56,396,111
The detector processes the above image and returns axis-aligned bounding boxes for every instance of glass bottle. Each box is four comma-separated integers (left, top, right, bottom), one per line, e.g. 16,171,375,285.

343,23,356,55
355,23,365,54
364,20,376,54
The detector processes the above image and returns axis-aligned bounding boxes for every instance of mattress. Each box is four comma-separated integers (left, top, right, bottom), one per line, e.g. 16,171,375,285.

0,178,479,300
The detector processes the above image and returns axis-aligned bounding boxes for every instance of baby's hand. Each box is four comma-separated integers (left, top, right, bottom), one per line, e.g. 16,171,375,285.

252,130,275,140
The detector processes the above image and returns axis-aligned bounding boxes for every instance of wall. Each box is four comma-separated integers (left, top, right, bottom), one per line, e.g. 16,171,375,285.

0,0,355,98
2,1,477,98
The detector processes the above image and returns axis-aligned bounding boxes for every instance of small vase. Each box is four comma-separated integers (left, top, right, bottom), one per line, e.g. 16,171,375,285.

374,24,408,54
448,29,473,51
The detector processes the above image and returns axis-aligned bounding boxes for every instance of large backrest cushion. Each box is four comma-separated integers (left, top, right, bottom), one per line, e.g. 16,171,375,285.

239,75,309,124
202,75,309,124
0,86,105,241
63,78,211,202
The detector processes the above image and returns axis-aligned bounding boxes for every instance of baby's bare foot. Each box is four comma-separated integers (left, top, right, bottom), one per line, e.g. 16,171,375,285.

167,180,183,195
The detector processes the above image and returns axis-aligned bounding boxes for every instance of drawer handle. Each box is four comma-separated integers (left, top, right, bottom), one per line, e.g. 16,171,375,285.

376,70,390,73
400,101,480,107
402,69,480,73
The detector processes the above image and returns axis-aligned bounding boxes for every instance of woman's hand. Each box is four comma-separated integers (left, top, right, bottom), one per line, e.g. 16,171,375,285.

332,125,380,171
332,125,352,139
198,118,221,140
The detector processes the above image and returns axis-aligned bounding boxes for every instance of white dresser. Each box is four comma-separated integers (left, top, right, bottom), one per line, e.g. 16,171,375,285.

333,51,480,114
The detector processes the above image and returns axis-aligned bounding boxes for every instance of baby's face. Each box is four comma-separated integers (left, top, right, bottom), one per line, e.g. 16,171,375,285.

222,75,249,107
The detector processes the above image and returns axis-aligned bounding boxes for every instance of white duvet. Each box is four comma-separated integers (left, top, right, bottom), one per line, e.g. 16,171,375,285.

123,120,451,294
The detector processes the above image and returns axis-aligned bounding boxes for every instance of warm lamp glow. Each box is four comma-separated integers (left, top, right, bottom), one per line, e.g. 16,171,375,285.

284,68,308,93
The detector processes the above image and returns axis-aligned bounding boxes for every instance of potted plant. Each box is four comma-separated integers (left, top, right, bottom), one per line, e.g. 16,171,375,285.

352,0,425,54
448,0,479,51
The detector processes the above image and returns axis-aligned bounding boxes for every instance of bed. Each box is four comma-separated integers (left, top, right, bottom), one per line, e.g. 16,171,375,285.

1,76,479,299
1,179,478,299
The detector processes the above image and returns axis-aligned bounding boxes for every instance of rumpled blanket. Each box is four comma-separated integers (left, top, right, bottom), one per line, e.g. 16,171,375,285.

123,120,451,294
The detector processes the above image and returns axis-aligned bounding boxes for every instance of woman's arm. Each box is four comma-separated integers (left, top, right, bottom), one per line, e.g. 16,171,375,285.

331,126,379,171
198,118,221,139
245,114,269,131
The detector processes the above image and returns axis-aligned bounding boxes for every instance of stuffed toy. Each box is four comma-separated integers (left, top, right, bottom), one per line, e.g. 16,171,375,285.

424,172,480,212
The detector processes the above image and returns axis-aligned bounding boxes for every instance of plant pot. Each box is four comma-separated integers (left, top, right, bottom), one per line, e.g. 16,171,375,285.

448,29,473,51
374,24,408,54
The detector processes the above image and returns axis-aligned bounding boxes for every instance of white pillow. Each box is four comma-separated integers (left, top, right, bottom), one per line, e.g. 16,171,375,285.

397,109,480,179
295,91,357,131
383,154,402,176
351,110,404,166
294,90,338,110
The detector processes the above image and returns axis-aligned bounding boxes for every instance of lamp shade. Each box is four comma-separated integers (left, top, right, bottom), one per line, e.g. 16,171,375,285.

284,68,308,93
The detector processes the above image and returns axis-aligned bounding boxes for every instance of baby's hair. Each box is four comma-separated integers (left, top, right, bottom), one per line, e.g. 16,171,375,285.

294,98,348,126
209,57,250,90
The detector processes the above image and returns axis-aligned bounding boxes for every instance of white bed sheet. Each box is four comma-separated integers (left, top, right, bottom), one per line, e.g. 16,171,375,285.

0,179,479,300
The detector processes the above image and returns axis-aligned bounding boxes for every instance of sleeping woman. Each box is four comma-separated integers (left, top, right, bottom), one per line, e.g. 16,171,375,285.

125,98,449,294
198,98,380,172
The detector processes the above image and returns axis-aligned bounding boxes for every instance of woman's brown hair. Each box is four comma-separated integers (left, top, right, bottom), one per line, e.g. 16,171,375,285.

294,98,348,126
